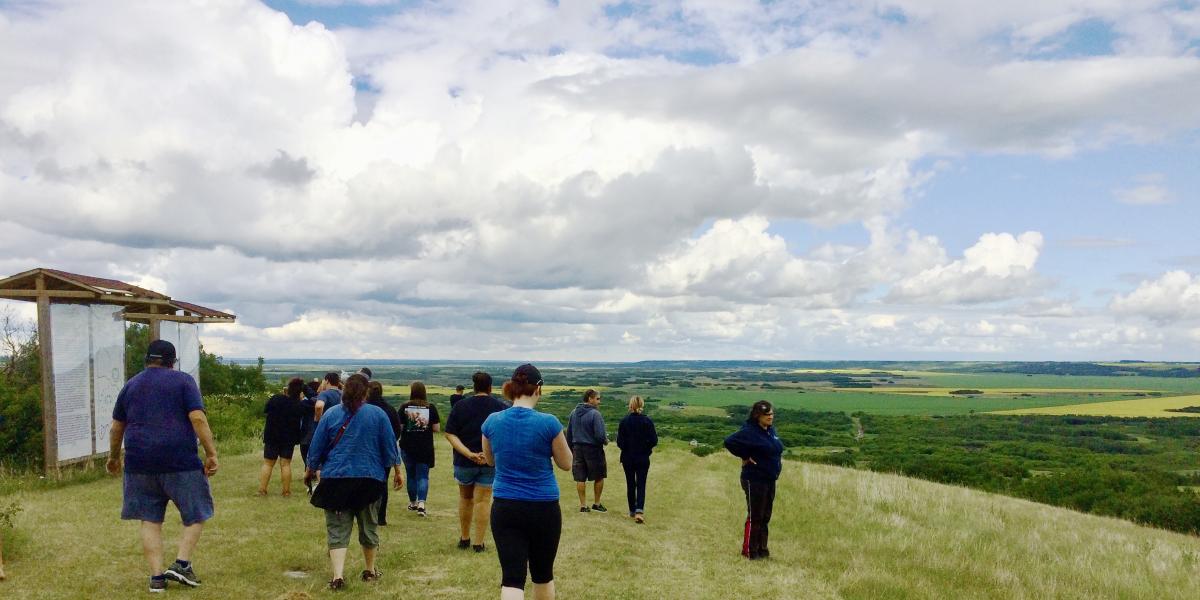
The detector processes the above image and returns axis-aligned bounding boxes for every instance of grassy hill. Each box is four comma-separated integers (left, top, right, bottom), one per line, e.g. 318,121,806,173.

3,440,1199,599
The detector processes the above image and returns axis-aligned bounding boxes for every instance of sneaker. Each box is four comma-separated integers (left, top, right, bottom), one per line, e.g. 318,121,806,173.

328,578,346,591
579,506,591,513
417,506,427,517
473,544,486,553
591,504,608,513
457,538,471,549
164,562,201,587
634,514,645,524
408,504,418,511
361,569,382,582
148,576,167,593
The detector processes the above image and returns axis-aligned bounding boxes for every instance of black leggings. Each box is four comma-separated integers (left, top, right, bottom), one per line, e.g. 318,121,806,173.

622,461,649,515
491,498,561,589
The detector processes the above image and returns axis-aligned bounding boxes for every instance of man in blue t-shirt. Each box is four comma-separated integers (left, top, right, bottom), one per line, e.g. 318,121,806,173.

107,340,219,593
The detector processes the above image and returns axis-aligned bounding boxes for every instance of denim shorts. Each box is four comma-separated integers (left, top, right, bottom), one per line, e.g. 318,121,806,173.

454,465,495,487
122,470,214,525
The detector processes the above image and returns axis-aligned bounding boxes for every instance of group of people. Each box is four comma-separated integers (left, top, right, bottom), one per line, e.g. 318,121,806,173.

105,341,786,597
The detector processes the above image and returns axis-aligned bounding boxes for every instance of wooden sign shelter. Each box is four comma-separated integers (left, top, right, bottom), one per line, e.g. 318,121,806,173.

0,268,235,472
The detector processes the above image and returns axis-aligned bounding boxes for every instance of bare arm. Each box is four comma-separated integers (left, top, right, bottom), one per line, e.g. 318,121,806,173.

188,409,219,477
106,420,126,475
482,435,495,467
314,400,326,423
444,432,486,464
551,431,573,471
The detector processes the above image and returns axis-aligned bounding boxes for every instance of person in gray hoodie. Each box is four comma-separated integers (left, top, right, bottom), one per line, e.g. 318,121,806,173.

566,389,608,512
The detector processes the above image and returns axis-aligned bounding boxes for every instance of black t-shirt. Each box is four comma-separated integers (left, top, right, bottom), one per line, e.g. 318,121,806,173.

368,399,403,441
444,394,507,467
398,402,441,467
449,393,464,407
264,394,305,447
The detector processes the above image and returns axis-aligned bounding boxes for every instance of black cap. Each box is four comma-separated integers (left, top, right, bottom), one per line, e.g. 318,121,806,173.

513,363,543,386
359,367,373,380
146,339,177,365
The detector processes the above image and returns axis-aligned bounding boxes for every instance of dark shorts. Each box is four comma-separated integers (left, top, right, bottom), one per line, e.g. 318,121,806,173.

571,445,607,482
122,470,214,526
264,443,296,461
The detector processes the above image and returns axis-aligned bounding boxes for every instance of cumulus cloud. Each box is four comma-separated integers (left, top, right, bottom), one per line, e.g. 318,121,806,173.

1111,271,1200,322
886,232,1045,304
0,0,1197,359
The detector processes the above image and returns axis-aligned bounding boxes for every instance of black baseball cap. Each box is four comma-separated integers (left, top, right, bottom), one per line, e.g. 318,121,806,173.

513,363,543,386
146,339,177,365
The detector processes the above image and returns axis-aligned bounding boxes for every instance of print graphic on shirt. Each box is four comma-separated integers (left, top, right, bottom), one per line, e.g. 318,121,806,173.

404,406,431,432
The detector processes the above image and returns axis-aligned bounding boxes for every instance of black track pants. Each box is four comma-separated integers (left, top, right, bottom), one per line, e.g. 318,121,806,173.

740,478,775,558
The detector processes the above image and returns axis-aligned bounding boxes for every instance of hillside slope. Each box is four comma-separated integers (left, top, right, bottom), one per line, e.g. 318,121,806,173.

2,440,1198,599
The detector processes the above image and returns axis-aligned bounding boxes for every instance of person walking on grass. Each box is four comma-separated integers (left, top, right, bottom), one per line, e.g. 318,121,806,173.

616,396,658,523
723,400,784,560
305,374,403,591
259,377,306,497
482,364,573,600
567,389,608,512
106,340,218,593
444,371,508,551
301,372,343,474
450,384,465,407
366,381,403,525
399,381,441,517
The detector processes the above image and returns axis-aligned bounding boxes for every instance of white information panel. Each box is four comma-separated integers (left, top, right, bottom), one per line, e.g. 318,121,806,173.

49,304,94,462
90,304,125,450
158,322,201,387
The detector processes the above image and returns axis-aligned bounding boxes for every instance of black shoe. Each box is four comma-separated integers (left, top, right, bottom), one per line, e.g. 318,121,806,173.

329,578,346,590
473,544,486,553
164,562,200,587
417,506,427,517
408,504,418,511
579,506,590,513
457,538,471,549
591,504,608,513
148,576,167,593
361,569,381,582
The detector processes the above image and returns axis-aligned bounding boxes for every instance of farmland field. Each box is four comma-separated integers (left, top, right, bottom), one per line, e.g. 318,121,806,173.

991,394,1200,418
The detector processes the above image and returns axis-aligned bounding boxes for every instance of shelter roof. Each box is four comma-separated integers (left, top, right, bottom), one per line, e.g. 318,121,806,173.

0,267,235,324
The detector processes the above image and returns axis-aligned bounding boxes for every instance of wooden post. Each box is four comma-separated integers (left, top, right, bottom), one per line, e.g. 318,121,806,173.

149,305,161,341
35,274,58,474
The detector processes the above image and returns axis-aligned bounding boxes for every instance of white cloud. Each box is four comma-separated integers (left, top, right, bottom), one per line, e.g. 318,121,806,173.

886,232,1045,304
1111,271,1200,322
0,1,1197,360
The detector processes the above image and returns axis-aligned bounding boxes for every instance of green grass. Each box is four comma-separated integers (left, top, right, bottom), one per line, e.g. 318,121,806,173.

628,387,1141,415
3,440,1200,598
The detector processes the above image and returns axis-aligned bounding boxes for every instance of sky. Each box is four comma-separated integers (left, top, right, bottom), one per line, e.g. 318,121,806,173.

0,0,1198,361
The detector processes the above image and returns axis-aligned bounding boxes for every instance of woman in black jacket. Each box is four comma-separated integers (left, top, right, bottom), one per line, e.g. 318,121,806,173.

723,400,783,560
616,396,658,524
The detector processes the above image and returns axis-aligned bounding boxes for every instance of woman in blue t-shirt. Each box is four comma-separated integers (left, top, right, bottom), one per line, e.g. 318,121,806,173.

481,364,573,600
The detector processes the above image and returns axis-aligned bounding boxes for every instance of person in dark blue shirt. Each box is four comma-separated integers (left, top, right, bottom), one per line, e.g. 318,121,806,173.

107,340,218,592
723,400,784,560
482,364,573,599
616,396,658,523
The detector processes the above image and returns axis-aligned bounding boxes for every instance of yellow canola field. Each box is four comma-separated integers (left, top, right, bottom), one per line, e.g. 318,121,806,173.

990,394,1200,418
854,387,1152,396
